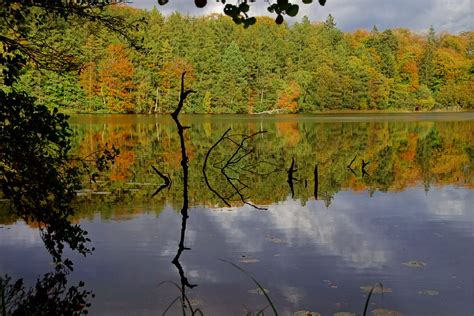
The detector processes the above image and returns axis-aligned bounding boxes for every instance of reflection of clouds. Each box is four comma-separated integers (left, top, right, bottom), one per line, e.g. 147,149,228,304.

0,221,42,247
424,187,473,217
188,268,219,283
208,198,389,269
281,286,305,305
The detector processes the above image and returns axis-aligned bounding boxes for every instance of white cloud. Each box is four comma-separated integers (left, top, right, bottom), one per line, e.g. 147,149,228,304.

130,0,474,33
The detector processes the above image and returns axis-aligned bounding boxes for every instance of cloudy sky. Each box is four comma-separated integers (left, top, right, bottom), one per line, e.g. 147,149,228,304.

130,0,473,33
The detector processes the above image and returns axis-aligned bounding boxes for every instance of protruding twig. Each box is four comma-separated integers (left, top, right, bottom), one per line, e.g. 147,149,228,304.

202,128,232,207
314,164,319,200
150,165,171,198
362,159,370,177
287,157,298,198
347,154,357,176
171,72,196,119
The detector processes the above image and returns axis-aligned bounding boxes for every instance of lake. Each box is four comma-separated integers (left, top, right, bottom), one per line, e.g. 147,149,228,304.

1,113,473,315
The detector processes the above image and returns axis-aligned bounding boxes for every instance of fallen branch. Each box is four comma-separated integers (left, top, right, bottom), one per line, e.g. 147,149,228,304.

203,128,268,210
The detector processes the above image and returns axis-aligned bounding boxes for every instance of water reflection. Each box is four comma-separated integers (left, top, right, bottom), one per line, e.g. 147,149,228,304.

67,114,473,209
1,186,472,315
1,113,474,315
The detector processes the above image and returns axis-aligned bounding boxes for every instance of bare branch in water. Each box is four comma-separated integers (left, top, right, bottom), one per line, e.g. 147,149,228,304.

203,128,270,210
287,157,298,198
362,159,370,177
314,164,319,200
150,165,171,198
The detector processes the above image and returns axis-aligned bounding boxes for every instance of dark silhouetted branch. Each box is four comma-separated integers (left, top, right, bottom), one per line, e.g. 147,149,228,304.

287,157,298,198
203,128,268,210
171,72,196,119
150,165,171,198
347,154,357,176
362,159,370,177
169,72,197,297
202,128,232,207
314,164,319,200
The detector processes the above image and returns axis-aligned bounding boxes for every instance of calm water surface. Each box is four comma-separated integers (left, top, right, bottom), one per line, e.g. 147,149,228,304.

1,113,473,315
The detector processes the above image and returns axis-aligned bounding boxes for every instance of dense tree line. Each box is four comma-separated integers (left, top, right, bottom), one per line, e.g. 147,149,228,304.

10,6,474,113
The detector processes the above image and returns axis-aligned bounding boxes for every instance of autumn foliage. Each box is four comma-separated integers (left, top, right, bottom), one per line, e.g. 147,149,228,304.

97,44,136,113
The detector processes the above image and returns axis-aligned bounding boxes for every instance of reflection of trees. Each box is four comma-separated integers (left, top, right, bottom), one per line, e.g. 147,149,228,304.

0,92,94,313
34,120,473,211
0,269,92,315
203,128,272,210
416,128,443,191
1,92,91,266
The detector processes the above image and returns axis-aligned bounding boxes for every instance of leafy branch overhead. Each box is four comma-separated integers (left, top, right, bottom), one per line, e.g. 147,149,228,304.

1,0,142,85
158,0,328,26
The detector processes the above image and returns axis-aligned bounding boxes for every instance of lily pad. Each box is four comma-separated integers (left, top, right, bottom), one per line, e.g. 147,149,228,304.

239,258,259,264
371,308,402,316
402,260,427,268
417,289,439,296
292,312,321,316
248,288,269,295
323,280,339,288
188,299,204,306
360,285,392,294
266,236,285,243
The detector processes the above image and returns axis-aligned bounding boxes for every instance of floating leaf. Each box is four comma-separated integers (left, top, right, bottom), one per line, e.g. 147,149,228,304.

292,312,321,316
248,287,269,295
417,289,439,296
266,236,285,243
360,285,392,294
371,308,402,316
157,0,168,5
302,0,312,3
188,298,204,306
402,260,427,268
239,258,259,264
318,0,326,5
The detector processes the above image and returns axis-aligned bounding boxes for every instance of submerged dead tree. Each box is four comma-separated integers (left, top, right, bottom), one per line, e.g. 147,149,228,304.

202,128,272,210
287,157,298,198
150,165,171,198
165,73,201,314
314,164,319,200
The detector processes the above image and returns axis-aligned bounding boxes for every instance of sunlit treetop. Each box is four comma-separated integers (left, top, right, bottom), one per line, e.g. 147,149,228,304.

157,0,328,27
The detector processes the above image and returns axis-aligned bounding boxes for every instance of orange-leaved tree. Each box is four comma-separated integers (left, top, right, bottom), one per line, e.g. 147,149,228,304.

277,80,301,113
98,44,136,112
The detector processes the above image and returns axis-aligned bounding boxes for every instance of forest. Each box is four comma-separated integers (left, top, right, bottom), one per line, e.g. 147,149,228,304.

10,5,474,114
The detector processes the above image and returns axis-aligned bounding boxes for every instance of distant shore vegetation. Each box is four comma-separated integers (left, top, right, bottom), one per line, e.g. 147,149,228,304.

11,6,474,113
